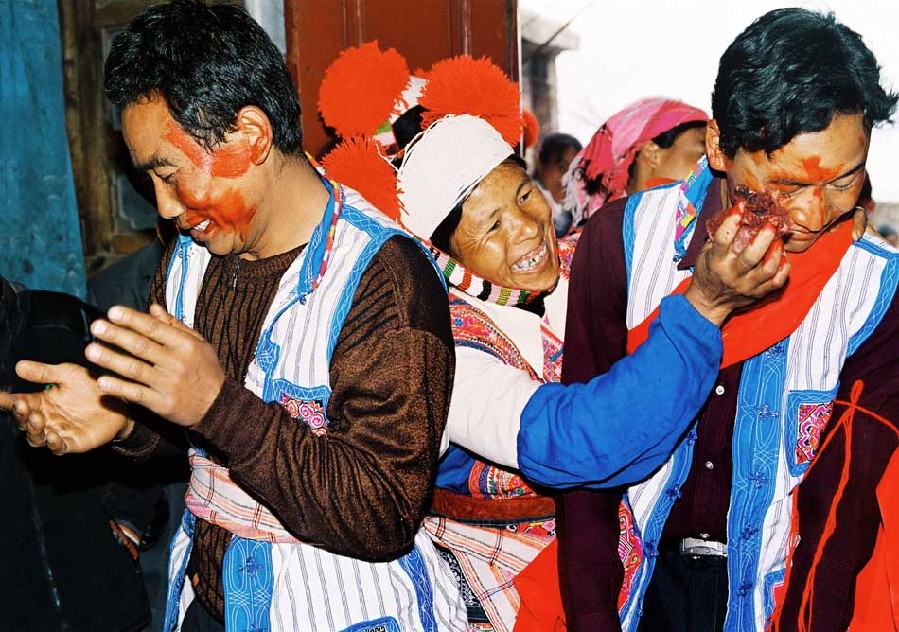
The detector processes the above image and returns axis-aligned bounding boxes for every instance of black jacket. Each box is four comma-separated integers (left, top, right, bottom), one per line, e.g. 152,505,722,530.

0,277,151,632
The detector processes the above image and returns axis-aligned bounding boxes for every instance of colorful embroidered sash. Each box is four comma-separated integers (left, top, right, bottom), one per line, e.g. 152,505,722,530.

429,232,577,310
431,235,575,630
185,451,302,544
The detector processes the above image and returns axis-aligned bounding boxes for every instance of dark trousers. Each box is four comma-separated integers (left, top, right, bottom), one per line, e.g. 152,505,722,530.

180,600,225,632
637,551,729,632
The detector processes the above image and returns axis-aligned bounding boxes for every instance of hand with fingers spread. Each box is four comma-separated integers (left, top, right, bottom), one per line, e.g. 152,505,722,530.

0,361,132,454
684,208,791,326
85,303,224,428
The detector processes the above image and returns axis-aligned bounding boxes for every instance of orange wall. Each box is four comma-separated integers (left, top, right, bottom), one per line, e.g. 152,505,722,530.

285,0,519,158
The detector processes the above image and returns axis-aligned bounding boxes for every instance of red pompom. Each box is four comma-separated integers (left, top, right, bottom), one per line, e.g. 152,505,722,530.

419,55,523,146
318,42,410,139
321,136,400,221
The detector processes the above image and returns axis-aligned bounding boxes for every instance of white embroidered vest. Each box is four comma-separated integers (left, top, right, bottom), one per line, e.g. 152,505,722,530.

162,185,464,632
618,182,899,632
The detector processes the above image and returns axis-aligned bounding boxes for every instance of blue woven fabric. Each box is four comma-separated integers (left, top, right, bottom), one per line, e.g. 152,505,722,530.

0,0,85,297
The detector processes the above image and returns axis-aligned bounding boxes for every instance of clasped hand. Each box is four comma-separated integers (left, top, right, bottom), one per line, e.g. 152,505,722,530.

685,207,866,326
684,211,790,326
0,304,224,454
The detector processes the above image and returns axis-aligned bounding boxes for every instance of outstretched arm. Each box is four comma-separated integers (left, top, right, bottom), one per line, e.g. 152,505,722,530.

517,208,788,487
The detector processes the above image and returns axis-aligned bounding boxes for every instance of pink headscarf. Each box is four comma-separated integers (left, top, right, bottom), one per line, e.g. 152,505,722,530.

563,97,708,226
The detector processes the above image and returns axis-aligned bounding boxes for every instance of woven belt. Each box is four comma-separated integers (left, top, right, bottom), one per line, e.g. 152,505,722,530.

430,487,555,524
678,537,727,557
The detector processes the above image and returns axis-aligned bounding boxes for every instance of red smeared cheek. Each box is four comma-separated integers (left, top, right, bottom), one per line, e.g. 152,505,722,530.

178,184,256,239
209,145,252,178
164,121,252,179
165,122,210,171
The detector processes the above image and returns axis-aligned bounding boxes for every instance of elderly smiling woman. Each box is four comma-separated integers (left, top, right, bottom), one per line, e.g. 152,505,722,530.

389,112,789,630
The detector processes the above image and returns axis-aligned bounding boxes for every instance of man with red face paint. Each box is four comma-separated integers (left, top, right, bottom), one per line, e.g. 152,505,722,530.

0,1,466,631
557,8,899,632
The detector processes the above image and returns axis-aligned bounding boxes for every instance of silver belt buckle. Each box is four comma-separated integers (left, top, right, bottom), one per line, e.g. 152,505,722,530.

679,537,727,557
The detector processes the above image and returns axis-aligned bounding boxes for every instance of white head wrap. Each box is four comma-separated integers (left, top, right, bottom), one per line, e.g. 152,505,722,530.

397,114,513,240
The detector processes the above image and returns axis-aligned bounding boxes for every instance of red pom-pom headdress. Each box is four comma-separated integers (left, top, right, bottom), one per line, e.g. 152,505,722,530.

318,41,410,139
318,48,524,227
419,55,523,147
522,109,540,150
321,136,401,222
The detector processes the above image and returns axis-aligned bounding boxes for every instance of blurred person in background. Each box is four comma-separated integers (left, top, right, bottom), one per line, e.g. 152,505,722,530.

563,97,708,231
533,132,582,236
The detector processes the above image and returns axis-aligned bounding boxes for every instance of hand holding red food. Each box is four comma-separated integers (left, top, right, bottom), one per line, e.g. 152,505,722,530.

706,184,790,251
684,195,790,326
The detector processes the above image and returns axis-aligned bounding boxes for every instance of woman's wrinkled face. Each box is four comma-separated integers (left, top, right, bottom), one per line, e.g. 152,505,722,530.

450,161,560,293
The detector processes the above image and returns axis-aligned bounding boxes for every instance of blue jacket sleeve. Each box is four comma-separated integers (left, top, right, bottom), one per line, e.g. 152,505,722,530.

517,293,721,488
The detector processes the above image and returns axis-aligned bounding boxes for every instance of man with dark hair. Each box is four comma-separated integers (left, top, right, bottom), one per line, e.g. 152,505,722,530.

558,8,899,631
0,1,464,630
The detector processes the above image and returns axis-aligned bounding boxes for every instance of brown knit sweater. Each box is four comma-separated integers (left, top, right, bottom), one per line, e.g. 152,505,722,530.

116,235,454,621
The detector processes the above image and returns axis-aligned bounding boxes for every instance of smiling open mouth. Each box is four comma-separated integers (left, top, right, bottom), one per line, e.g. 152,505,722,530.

181,218,213,238
512,241,548,273
191,219,211,233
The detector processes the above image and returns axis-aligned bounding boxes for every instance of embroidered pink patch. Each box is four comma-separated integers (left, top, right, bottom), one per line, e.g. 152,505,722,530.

795,402,833,464
279,394,327,436
618,502,643,610
468,460,538,500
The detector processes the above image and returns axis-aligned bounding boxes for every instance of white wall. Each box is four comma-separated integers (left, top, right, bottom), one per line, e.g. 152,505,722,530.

521,0,899,202
244,0,286,55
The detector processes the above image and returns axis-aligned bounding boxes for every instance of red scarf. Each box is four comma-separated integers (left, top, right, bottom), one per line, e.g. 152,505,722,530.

514,222,857,632
627,220,855,368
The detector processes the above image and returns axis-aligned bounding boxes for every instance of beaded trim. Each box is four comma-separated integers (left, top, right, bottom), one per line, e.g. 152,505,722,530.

429,245,540,306
297,180,344,304
672,156,713,263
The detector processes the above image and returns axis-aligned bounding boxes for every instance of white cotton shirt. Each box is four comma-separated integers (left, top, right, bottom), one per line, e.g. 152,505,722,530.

444,276,569,468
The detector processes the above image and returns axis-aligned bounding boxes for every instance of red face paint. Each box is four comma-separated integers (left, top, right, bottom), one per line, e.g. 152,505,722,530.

209,144,253,178
164,121,252,179
178,183,256,239
164,121,257,239
800,156,840,183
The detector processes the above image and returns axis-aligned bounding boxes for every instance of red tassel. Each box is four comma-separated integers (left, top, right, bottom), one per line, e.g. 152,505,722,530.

318,41,410,139
321,136,400,221
522,109,540,150
419,55,523,147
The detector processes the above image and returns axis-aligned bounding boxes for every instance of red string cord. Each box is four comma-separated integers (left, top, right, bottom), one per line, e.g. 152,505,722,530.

770,379,899,631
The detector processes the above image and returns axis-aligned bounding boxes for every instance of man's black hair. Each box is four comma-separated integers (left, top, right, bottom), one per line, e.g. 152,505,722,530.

712,8,897,157
104,0,304,157
537,133,582,168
